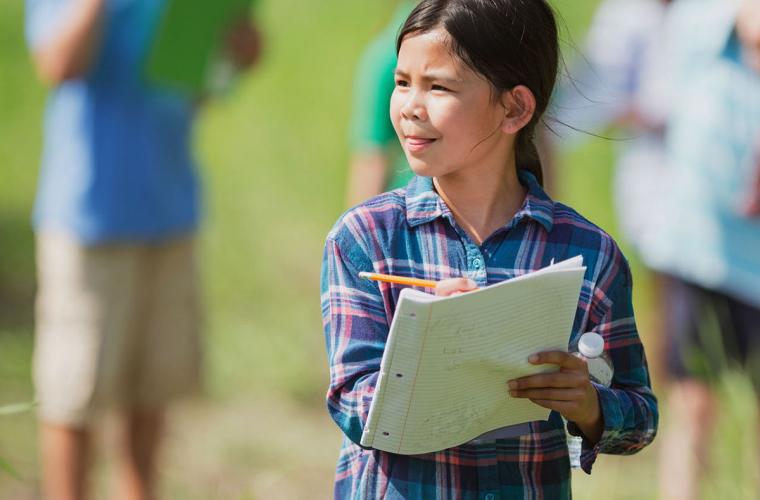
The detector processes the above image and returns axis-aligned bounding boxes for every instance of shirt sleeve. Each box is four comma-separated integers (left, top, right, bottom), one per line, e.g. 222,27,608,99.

321,225,390,445
567,248,659,474
25,0,71,50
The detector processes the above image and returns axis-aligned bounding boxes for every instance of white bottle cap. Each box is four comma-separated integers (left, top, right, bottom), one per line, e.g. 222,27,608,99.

578,332,605,358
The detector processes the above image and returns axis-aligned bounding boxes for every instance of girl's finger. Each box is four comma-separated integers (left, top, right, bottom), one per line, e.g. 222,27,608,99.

526,399,578,414
528,350,586,370
508,372,584,390
435,277,478,297
510,388,585,402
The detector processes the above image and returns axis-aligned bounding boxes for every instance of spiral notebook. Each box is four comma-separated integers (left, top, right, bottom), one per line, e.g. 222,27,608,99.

360,256,586,455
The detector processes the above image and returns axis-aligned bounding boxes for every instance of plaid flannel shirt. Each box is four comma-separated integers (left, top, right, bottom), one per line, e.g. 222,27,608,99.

321,171,658,499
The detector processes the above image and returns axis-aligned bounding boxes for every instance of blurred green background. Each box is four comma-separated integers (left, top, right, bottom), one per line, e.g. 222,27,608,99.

1,0,758,498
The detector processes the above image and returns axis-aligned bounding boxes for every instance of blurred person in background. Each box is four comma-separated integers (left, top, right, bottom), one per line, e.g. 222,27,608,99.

550,0,675,378
644,1,760,498
344,1,417,207
544,0,673,446
552,0,673,269
24,0,260,499
549,0,676,466
553,2,760,496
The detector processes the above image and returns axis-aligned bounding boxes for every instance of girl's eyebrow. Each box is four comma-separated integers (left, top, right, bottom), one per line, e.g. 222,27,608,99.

393,68,463,84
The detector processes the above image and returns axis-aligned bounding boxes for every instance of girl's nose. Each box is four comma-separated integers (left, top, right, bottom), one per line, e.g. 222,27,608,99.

400,90,427,121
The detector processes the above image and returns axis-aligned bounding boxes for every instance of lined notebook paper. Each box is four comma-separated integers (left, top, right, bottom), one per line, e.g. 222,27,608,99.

360,256,586,455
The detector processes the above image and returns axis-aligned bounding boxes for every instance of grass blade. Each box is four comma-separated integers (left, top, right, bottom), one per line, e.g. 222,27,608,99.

0,456,21,481
0,402,35,417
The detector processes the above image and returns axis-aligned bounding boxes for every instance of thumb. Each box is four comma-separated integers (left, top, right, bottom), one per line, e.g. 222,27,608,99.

435,277,478,297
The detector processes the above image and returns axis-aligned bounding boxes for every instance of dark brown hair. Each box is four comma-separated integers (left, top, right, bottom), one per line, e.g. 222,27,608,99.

397,0,559,185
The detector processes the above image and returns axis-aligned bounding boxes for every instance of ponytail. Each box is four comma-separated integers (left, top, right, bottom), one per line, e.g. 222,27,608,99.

516,131,544,187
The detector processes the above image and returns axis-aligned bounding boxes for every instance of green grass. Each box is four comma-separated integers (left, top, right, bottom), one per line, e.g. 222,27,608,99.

2,0,759,498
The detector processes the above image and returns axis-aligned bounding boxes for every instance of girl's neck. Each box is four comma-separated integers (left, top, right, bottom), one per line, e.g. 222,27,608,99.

433,156,527,246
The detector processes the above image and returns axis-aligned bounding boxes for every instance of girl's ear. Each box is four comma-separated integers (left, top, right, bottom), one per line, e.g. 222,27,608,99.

500,85,536,135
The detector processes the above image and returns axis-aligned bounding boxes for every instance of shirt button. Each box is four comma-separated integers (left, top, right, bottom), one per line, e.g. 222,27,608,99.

473,258,482,268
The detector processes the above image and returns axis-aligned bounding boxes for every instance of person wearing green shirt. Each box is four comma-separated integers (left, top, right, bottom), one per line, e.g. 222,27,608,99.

345,1,416,207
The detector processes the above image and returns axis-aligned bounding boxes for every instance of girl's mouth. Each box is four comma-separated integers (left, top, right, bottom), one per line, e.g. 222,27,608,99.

405,136,437,153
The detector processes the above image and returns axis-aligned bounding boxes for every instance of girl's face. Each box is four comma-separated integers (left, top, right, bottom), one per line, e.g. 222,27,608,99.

391,29,509,179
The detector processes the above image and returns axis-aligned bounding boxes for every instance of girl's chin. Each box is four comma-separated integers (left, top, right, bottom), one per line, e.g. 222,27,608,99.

408,162,440,178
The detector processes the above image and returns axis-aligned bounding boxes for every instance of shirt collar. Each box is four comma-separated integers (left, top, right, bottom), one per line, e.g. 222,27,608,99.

404,169,555,232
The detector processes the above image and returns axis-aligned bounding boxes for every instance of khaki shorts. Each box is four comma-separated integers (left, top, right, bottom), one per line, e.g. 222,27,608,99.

34,232,203,427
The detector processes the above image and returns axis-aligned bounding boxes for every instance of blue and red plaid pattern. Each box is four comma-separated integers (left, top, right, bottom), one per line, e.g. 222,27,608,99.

321,171,658,499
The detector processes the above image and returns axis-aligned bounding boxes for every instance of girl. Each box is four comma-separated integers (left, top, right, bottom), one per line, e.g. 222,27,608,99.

321,1,658,497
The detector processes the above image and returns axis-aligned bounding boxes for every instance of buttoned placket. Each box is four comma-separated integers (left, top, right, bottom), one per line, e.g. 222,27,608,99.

435,201,486,286
441,213,521,500
444,212,526,288
443,218,489,286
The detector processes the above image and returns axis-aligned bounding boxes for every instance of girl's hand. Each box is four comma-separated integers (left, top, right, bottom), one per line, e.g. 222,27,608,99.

435,277,478,296
508,351,604,443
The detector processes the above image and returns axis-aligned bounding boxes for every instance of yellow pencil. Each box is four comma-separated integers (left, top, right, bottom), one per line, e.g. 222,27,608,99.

358,272,438,289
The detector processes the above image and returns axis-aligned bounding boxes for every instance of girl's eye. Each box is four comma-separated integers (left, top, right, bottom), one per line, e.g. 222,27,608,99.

431,84,450,92
395,79,409,88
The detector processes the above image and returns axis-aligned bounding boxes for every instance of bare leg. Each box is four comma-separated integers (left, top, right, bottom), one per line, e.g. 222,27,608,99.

40,423,90,500
659,380,717,500
649,272,670,383
117,410,164,500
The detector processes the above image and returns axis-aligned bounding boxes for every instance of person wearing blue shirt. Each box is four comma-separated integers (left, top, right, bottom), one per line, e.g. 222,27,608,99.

24,0,260,498
648,1,760,498
552,0,673,266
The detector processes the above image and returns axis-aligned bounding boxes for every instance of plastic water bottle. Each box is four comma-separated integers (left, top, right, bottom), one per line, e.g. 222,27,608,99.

567,332,613,469
578,331,613,386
